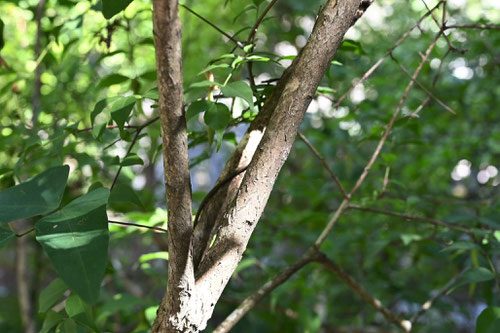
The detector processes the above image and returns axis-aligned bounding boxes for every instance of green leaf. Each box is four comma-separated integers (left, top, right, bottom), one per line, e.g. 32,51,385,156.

143,87,158,100
97,74,130,88
448,267,495,294
476,307,500,333
39,278,68,313
101,0,134,19
109,183,143,208
400,233,422,245
35,188,110,304
204,103,231,131
381,153,397,165
65,293,99,332
0,165,69,223
120,153,144,166
40,310,65,333
441,241,480,253
138,251,169,263
189,80,222,88
0,227,15,248
60,318,78,332
110,96,136,132
220,81,254,108
187,100,212,121
197,63,230,76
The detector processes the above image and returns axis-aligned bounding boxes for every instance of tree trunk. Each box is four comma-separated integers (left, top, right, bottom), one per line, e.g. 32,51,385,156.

151,0,371,331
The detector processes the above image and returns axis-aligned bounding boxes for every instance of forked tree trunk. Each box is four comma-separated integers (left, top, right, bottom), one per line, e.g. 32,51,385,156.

151,0,372,331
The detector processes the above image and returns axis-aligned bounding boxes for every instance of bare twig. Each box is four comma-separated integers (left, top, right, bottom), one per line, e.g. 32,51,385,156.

348,31,442,197
108,220,168,233
347,204,473,234
316,253,411,333
31,0,47,126
445,24,500,31
179,3,245,49
334,1,443,108
109,116,159,191
410,269,465,324
389,53,456,114
213,248,322,333
297,131,349,199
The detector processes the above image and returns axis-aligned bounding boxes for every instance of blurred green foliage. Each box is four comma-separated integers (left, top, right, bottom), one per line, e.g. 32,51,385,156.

0,0,499,332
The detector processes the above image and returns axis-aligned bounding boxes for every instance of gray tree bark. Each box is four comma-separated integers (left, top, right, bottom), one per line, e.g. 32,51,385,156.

151,0,371,331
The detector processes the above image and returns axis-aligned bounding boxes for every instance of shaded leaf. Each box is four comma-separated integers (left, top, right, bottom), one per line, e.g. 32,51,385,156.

220,81,254,108
0,165,69,223
120,153,144,166
65,293,99,332
448,267,495,294
40,310,65,333
441,241,480,253
187,100,212,121
39,278,68,313
204,103,231,131
0,227,15,248
97,74,129,88
101,0,134,19
476,307,500,333
35,188,110,304
109,183,143,208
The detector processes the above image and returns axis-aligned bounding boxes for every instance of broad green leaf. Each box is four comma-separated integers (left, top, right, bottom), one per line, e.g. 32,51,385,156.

476,307,500,333
204,103,231,131
65,293,99,332
143,87,158,100
189,80,222,88
441,241,480,253
400,234,422,245
91,96,120,139
381,153,397,165
197,63,230,76
109,183,144,209
187,100,212,121
120,153,144,166
138,251,169,263
60,318,78,332
97,74,129,88
39,278,68,313
40,310,65,333
448,267,495,294
0,165,69,223
110,96,136,132
0,227,15,248
35,188,110,304
101,0,134,19
220,81,254,108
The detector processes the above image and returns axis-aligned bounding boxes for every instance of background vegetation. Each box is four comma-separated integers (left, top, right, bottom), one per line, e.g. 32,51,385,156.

0,0,498,332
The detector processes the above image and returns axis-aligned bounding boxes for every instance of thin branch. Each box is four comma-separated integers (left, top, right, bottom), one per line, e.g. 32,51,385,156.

389,52,456,114
245,0,279,100
108,220,168,233
297,131,349,199
348,30,442,197
410,269,465,324
179,3,245,49
334,1,444,108
316,253,412,333
419,0,456,52
445,24,500,31
213,248,321,333
16,228,35,238
109,116,159,191
348,204,473,234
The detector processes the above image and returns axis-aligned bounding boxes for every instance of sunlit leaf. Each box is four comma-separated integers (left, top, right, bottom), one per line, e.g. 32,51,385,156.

35,188,110,304
0,165,69,223
138,251,169,263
